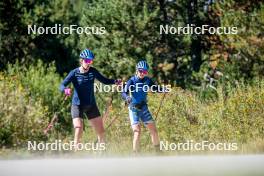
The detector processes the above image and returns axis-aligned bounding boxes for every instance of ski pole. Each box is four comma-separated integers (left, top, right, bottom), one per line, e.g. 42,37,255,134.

154,92,166,121
94,107,119,144
94,114,120,144
43,95,69,135
103,94,114,124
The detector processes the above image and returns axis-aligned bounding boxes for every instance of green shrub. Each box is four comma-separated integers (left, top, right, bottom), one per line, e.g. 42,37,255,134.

0,61,72,148
0,73,48,147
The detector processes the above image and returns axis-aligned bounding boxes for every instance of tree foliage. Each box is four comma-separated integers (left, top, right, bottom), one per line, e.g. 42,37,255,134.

0,0,81,73
0,0,263,87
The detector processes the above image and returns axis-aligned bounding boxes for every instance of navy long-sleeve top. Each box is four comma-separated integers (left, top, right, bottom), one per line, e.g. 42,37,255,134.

60,67,115,106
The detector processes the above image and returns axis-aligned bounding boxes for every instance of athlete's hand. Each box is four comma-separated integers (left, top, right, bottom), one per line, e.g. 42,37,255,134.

126,96,132,104
115,79,122,85
64,88,71,96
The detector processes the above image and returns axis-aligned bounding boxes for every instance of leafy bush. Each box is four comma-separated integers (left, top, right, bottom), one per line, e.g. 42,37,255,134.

0,72,48,147
0,61,72,148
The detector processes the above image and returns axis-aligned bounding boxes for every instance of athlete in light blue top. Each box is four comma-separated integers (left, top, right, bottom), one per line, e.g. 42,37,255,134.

122,60,166,153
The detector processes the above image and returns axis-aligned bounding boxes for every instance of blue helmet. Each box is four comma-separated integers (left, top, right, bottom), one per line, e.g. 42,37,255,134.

136,60,149,71
80,49,94,60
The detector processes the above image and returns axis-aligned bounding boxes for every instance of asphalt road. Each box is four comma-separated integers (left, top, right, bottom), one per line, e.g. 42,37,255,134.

1,155,264,176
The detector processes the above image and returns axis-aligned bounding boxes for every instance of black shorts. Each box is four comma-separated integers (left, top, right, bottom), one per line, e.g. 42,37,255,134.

71,104,101,120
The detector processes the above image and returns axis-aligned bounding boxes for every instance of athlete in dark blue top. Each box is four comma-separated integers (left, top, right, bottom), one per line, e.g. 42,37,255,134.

60,49,121,148
60,67,115,106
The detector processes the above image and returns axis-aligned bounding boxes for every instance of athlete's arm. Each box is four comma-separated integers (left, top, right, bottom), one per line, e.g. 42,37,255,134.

93,68,115,85
59,70,74,92
122,79,133,100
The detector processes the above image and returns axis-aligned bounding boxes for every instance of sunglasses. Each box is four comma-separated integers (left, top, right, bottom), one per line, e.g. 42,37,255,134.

138,69,148,75
84,59,93,64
